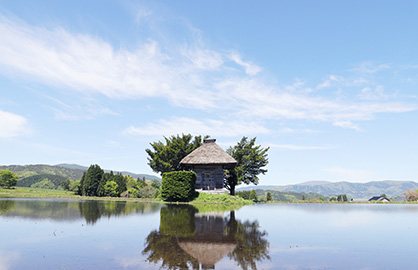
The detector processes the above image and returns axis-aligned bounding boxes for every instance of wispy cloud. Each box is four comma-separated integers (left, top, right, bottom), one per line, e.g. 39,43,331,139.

229,53,262,76
124,117,270,137
316,75,344,90
358,85,388,101
45,96,119,121
351,61,390,74
0,14,416,134
0,109,30,138
332,120,361,131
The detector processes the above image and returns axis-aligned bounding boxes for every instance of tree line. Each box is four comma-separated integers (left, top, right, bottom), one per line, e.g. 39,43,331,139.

67,164,160,198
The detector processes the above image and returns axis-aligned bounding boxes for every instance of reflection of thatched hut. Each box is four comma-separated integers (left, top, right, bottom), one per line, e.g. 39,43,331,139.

178,240,236,269
180,138,236,193
178,213,236,269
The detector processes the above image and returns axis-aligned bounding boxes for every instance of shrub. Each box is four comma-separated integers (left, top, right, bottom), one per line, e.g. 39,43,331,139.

250,190,258,202
104,181,119,197
0,170,18,189
236,190,251,200
161,171,196,202
404,190,418,202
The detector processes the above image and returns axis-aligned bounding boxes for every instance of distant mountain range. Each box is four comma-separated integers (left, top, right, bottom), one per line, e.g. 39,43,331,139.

238,180,418,199
0,164,161,182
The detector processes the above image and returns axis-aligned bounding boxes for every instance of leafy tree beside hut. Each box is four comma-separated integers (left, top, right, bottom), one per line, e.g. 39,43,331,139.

145,134,206,174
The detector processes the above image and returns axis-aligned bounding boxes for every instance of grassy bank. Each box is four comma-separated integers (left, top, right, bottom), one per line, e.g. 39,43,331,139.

191,192,253,205
0,187,157,202
0,187,253,205
0,187,77,198
2,188,412,204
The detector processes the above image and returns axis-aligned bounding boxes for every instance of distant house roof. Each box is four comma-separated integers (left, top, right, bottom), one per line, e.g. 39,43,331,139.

368,196,390,202
180,138,237,169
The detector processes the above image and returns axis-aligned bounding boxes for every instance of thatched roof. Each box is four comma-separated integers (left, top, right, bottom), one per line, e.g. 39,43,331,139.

180,138,237,168
178,240,236,268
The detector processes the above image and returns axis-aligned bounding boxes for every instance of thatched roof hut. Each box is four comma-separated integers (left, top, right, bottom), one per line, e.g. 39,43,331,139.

180,138,236,192
180,138,236,169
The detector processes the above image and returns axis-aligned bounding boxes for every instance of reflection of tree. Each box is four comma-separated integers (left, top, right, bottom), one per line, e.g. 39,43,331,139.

143,205,199,270
227,214,270,270
143,230,199,270
160,205,197,237
78,201,161,225
0,199,15,214
143,205,270,270
0,199,161,223
78,201,104,224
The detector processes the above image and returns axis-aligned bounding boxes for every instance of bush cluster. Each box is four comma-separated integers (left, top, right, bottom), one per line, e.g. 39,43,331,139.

77,165,127,197
0,170,18,189
161,171,196,202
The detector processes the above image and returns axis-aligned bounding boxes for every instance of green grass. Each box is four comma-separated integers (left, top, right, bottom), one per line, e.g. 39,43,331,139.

0,187,157,202
1,187,254,206
0,187,77,198
191,192,253,205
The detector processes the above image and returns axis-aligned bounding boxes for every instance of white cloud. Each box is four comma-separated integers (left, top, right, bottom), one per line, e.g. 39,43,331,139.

229,53,262,76
351,62,390,74
182,48,223,70
215,77,416,124
316,75,344,90
359,85,388,100
0,15,416,130
125,117,269,137
0,16,218,110
0,109,30,138
332,120,361,131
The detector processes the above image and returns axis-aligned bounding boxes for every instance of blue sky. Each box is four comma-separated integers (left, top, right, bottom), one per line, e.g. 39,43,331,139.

1,0,418,185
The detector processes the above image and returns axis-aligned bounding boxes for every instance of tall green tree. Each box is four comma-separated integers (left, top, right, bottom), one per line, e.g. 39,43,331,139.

266,192,272,201
145,134,206,175
250,190,258,202
0,170,18,189
82,164,104,196
225,137,269,195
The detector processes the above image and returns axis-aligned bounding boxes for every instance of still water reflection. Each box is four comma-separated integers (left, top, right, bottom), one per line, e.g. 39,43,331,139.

1,199,418,269
142,205,269,270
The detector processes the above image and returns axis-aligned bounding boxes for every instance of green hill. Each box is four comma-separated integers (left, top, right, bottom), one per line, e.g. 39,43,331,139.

0,164,83,180
16,174,68,189
1,164,161,190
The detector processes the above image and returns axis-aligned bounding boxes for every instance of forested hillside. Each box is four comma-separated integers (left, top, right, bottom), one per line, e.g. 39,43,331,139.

0,165,83,180
1,164,161,192
16,174,68,189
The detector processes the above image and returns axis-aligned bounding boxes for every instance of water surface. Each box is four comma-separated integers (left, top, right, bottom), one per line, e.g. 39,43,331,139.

1,199,418,269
